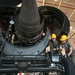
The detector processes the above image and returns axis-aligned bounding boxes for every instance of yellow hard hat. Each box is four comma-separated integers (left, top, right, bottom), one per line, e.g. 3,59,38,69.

60,35,67,41
51,33,56,39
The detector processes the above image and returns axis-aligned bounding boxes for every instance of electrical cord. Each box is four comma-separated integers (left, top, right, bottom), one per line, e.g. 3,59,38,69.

0,21,13,59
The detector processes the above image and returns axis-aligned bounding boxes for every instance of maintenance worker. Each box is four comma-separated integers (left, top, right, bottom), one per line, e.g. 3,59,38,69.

46,33,59,53
49,33,59,53
60,35,73,57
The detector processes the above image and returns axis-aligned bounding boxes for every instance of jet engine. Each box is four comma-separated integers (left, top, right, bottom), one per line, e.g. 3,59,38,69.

0,0,75,75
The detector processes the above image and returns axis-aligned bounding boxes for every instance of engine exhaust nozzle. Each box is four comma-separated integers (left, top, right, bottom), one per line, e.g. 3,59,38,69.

14,0,44,43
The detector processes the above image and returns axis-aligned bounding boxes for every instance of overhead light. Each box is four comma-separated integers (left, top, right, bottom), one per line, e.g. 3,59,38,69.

70,26,72,29
54,0,57,1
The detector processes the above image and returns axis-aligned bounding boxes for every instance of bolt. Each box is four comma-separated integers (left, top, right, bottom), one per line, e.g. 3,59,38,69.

10,20,14,25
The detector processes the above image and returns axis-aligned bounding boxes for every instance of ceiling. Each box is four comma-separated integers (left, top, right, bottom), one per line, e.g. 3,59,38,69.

36,0,75,23
36,0,75,48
